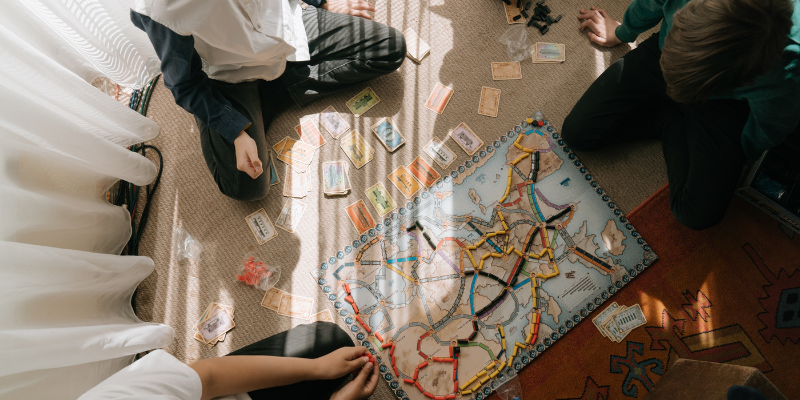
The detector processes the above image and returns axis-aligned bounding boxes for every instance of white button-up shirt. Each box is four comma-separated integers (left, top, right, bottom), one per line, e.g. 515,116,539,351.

132,0,310,83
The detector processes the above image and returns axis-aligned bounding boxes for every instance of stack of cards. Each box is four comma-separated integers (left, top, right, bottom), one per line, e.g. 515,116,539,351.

323,161,351,195
371,117,406,152
283,164,313,198
193,302,235,347
532,42,566,63
592,302,647,342
403,28,430,63
261,286,316,320
273,137,316,173
275,198,307,233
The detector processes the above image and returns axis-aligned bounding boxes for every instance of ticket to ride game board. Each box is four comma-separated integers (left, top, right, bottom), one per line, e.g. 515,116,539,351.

312,113,658,400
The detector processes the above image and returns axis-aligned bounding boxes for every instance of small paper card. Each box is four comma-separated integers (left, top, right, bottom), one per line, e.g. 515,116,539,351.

425,83,455,115
403,28,431,63
323,160,350,194
424,138,456,169
246,208,277,244
365,181,397,216
340,130,375,169
478,87,501,117
275,198,307,233
371,117,406,152
491,62,522,80
389,165,422,199
408,156,441,188
277,292,314,320
319,106,350,139
311,309,335,323
261,287,288,311
613,304,647,332
449,122,484,156
346,199,376,234
295,117,326,148
346,87,380,116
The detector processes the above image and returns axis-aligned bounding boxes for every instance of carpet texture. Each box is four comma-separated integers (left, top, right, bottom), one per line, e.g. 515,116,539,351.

511,185,800,400
132,2,668,399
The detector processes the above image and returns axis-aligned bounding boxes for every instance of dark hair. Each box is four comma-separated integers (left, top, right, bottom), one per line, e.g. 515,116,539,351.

660,0,793,103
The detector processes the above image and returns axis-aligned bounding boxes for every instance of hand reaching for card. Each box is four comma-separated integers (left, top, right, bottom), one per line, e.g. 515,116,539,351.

322,0,375,20
578,7,622,47
234,130,263,179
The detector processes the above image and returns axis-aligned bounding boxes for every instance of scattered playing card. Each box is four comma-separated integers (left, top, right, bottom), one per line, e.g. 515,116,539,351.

407,156,441,188
370,117,406,152
592,302,619,338
389,165,422,199
261,287,288,311
365,181,397,216
532,42,565,63
340,130,375,169
345,87,380,116
424,137,456,169
275,198,307,233
319,106,350,139
449,122,484,156
403,28,430,63
295,117,326,148
268,152,280,186
613,304,647,332
478,86,501,117
491,62,522,80
311,309,335,323
504,2,525,24
277,292,315,320
246,208,277,245
425,83,455,114
346,199,376,234
273,137,314,173
193,303,236,347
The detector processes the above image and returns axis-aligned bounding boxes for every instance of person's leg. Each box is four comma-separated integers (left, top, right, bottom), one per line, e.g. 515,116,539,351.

226,321,355,400
561,33,668,151
196,80,273,201
280,6,406,107
661,99,750,230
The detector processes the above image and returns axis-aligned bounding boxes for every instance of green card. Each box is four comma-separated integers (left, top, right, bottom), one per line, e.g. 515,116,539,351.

364,182,396,216
345,87,381,116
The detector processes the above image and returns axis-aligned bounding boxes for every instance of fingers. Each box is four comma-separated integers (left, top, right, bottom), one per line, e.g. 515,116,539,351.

353,362,373,386
345,346,368,359
352,10,373,19
352,0,375,12
245,147,262,179
587,31,604,45
363,360,380,394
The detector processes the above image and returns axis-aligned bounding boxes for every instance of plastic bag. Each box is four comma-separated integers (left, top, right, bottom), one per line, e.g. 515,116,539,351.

499,25,531,62
497,376,524,400
236,253,280,291
174,223,203,262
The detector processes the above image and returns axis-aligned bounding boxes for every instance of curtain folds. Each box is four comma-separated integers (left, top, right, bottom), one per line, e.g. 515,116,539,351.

0,0,172,398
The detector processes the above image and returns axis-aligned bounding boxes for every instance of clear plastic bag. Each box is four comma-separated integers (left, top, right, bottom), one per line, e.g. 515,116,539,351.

236,252,280,291
174,223,203,262
499,25,532,62
497,376,524,400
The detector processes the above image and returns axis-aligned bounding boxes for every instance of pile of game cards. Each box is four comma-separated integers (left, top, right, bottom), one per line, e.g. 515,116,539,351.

403,28,430,64
592,302,647,342
532,42,565,63
323,160,351,195
261,286,334,322
193,302,235,347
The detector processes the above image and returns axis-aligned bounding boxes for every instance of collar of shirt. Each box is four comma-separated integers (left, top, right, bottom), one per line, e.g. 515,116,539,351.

132,0,310,83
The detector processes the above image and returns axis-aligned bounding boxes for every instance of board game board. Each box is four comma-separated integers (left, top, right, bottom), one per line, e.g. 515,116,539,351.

312,114,658,400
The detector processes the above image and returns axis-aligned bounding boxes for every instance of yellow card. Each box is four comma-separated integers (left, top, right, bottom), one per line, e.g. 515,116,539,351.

340,130,375,169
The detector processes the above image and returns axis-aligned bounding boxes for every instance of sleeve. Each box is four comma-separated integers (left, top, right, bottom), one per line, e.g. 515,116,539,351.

614,0,668,43
741,94,800,162
130,11,250,143
78,350,203,400
303,0,327,7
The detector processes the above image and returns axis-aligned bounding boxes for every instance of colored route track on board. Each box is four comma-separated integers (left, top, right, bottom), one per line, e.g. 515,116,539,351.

313,114,658,400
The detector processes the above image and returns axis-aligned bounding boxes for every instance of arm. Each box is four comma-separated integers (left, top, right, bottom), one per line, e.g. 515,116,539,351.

614,0,667,43
188,346,376,400
741,95,800,162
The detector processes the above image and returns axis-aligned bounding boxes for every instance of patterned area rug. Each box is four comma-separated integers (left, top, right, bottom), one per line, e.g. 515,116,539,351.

512,184,800,399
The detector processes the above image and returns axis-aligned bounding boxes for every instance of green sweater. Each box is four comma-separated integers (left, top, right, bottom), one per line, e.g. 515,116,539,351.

615,0,800,161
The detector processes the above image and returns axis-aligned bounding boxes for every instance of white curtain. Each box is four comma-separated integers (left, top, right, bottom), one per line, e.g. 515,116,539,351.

0,0,173,399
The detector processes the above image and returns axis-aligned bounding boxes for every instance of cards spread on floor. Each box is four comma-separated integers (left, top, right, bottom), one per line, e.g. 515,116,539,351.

319,105,350,139
246,208,277,244
273,137,315,173
613,304,647,332
275,198,307,233
403,28,430,63
532,42,565,63
593,302,647,342
345,199,376,234
261,287,315,320
449,122,484,156
193,302,235,347
491,62,522,80
261,286,287,311
371,117,406,152
345,87,380,116
478,86,501,117
340,130,375,169
365,181,397,216
389,165,422,199
425,82,455,114
408,156,440,188
424,137,456,169
323,160,351,195
294,117,326,148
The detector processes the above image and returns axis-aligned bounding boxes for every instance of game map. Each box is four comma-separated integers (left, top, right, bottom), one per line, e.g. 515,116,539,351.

312,114,658,400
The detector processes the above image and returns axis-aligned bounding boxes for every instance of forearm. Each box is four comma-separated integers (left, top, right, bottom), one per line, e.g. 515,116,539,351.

615,0,666,42
189,355,322,400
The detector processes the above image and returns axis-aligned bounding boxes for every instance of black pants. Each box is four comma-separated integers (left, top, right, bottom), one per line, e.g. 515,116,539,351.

197,7,406,201
226,321,355,400
561,34,750,230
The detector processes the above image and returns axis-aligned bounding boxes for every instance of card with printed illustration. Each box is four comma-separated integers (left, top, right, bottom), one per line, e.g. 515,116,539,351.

478,86,501,117
408,156,440,188
425,83,455,115
491,62,522,80
532,42,566,63
294,117,326,148
403,28,431,63
504,2,525,24
275,198,307,233
613,303,647,332
345,87,380,116
346,199,376,234
389,165,422,199
261,287,288,311
319,106,350,139
273,136,316,165
371,117,406,152
592,302,619,338
196,307,235,343
323,160,350,195
423,137,456,169
277,292,314,320
449,122,484,156
246,208,277,244
365,181,397,216
340,130,375,169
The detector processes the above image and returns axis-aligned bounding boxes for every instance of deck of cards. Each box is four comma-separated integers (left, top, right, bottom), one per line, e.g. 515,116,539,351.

532,42,565,63
323,160,352,195
404,28,430,64
193,302,235,347
592,302,647,342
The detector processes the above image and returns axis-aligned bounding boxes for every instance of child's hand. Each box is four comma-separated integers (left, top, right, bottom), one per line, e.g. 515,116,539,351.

330,359,379,400
578,7,622,47
314,346,369,380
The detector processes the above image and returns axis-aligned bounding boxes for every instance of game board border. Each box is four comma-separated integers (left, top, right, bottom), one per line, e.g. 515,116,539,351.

312,112,659,400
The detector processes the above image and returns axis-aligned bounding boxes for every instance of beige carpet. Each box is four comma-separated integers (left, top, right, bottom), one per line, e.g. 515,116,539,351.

134,1,665,398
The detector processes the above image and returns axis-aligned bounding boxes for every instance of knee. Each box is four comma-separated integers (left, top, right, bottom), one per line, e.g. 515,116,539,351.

385,26,406,70
218,172,270,202
314,321,354,349
561,112,597,152
669,193,726,230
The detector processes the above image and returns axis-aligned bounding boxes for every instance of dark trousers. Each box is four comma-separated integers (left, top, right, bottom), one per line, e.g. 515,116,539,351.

561,34,750,230
197,7,406,201
226,321,355,400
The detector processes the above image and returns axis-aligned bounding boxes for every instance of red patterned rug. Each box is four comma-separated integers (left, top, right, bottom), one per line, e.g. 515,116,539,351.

511,184,800,399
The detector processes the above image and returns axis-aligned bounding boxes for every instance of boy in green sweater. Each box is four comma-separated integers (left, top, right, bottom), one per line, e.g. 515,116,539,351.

565,0,799,229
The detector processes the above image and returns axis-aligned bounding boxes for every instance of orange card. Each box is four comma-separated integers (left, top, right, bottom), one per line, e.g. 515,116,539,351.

408,156,441,188
346,200,376,234
389,165,422,199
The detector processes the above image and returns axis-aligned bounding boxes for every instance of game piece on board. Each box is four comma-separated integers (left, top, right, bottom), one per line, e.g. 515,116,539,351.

365,181,397,216
245,208,277,244
424,137,456,169
403,28,431,63
345,87,380,116
345,199,376,234
449,122,485,155
425,83,455,115
491,62,522,80
371,117,406,152
407,156,441,188
340,130,375,169
477,87,501,117
389,165,423,199
275,198,307,233
319,105,350,139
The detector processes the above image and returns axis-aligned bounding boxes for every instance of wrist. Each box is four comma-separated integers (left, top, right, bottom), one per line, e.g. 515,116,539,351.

308,358,326,380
